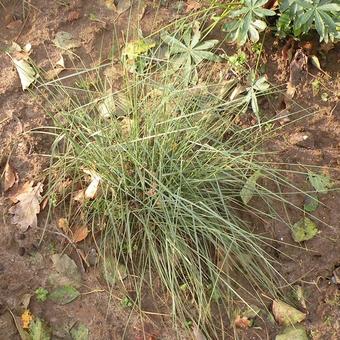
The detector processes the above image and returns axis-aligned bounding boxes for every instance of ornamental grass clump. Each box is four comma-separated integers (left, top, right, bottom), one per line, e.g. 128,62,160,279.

42,26,302,336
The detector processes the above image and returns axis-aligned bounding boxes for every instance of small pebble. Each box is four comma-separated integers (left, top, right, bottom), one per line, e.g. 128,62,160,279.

87,248,98,267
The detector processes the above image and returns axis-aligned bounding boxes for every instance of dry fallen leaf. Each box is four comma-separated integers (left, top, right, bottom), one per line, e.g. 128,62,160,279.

21,309,33,329
44,56,65,81
116,0,132,14
97,93,116,118
9,182,43,232
13,58,38,91
185,0,202,12
272,300,306,326
146,181,157,197
58,218,70,233
104,0,116,10
282,38,295,64
40,197,49,210
234,315,252,329
120,117,133,137
8,41,32,60
287,49,308,100
9,181,33,203
67,10,81,22
276,325,308,340
6,19,23,30
73,189,85,203
192,325,206,340
72,226,89,243
85,176,100,198
84,170,101,199
3,162,18,192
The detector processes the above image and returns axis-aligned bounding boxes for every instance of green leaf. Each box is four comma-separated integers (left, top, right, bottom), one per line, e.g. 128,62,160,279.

182,29,191,47
49,285,80,305
239,12,252,45
240,171,262,205
161,23,219,83
272,300,306,326
318,4,340,12
253,76,270,91
291,217,318,242
303,194,319,212
70,323,89,340
161,34,187,54
190,23,201,48
308,171,332,193
252,19,267,31
49,254,82,289
297,0,313,9
229,7,249,18
225,0,275,44
191,50,220,63
255,0,270,7
295,9,313,28
223,20,239,32
29,318,51,340
315,11,325,37
171,54,188,71
276,325,308,340
122,39,155,60
249,24,260,42
253,8,276,17
195,39,219,51
319,11,337,31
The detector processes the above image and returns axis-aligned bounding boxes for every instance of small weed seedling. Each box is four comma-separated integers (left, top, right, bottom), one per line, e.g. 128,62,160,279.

226,51,248,73
121,296,133,308
35,287,49,302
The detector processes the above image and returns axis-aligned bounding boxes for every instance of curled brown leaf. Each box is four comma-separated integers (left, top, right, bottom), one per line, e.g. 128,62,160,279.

72,226,89,243
3,162,19,192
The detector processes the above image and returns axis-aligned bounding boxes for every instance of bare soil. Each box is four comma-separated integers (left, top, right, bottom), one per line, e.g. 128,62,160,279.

0,1,339,339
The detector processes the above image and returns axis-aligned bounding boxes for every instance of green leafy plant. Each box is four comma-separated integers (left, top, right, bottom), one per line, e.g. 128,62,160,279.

277,0,340,42
223,0,275,45
35,287,49,302
29,317,51,340
161,21,220,84
226,51,248,73
121,296,133,308
122,38,156,73
244,73,270,120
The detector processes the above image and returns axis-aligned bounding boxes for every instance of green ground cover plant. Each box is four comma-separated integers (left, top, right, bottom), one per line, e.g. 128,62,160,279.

219,0,340,44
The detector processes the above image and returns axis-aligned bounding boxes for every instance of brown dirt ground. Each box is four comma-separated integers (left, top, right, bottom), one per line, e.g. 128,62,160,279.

0,1,339,339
